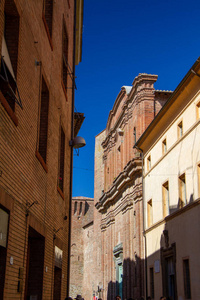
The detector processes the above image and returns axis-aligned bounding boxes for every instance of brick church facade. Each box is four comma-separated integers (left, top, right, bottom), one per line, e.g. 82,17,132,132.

0,0,83,299
94,74,171,300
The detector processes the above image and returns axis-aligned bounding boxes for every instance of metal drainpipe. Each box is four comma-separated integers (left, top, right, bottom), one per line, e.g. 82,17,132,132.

67,0,76,296
134,146,147,299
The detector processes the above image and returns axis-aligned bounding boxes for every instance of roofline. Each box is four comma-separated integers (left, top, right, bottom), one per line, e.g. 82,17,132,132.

135,57,200,149
75,0,84,65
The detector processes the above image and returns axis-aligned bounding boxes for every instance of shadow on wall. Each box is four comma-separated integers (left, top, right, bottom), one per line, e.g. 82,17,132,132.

107,256,144,300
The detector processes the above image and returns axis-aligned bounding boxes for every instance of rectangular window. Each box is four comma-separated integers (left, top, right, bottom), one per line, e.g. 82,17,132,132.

162,181,169,217
147,199,153,227
37,77,49,167
62,21,68,98
0,0,20,124
149,267,154,299
44,0,53,37
147,155,151,171
178,121,183,139
42,0,53,49
58,126,65,193
179,173,186,208
162,138,167,155
183,259,191,299
196,101,200,120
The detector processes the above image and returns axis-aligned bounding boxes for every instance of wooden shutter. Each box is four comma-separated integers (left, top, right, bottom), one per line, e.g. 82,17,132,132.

38,78,49,164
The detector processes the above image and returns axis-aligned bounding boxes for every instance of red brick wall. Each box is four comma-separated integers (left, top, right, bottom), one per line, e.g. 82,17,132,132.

94,74,170,300
70,197,94,299
0,0,76,299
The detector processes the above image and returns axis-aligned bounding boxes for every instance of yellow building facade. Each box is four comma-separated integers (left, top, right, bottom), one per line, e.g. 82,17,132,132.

136,58,200,300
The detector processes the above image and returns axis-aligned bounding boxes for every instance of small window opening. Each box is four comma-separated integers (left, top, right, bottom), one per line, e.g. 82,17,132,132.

178,121,183,138
196,101,200,119
162,138,167,155
162,181,169,217
147,155,151,171
147,199,153,227
179,173,186,208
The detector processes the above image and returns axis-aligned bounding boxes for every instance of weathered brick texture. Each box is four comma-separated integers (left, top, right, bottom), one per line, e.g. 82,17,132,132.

70,197,94,299
0,0,78,299
94,74,171,300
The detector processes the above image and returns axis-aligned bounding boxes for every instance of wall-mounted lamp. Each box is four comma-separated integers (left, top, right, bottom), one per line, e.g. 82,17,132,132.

69,136,86,148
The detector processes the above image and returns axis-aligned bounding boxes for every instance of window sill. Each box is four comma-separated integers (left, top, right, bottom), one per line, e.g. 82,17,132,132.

61,80,68,101
57,186,64,199
42,13,53,51
35,150,48,173
0,91,18,126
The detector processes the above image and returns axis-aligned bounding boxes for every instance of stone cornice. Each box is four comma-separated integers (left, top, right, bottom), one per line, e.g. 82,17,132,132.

106,87,130,132
102,74,158,151
145,198,200,234
129,73,158,99
96,158,142,213
100,183,142,231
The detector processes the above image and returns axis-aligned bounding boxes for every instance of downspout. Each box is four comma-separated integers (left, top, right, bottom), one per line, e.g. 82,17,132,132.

67,0,76,296
134,146,147,300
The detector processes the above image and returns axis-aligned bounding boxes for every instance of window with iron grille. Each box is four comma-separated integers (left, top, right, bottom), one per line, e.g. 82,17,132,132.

38,77,49,165
58,127,65,192
183,259,191,299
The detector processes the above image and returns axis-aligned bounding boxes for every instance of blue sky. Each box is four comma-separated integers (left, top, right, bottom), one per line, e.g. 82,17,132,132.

72,0,200,198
